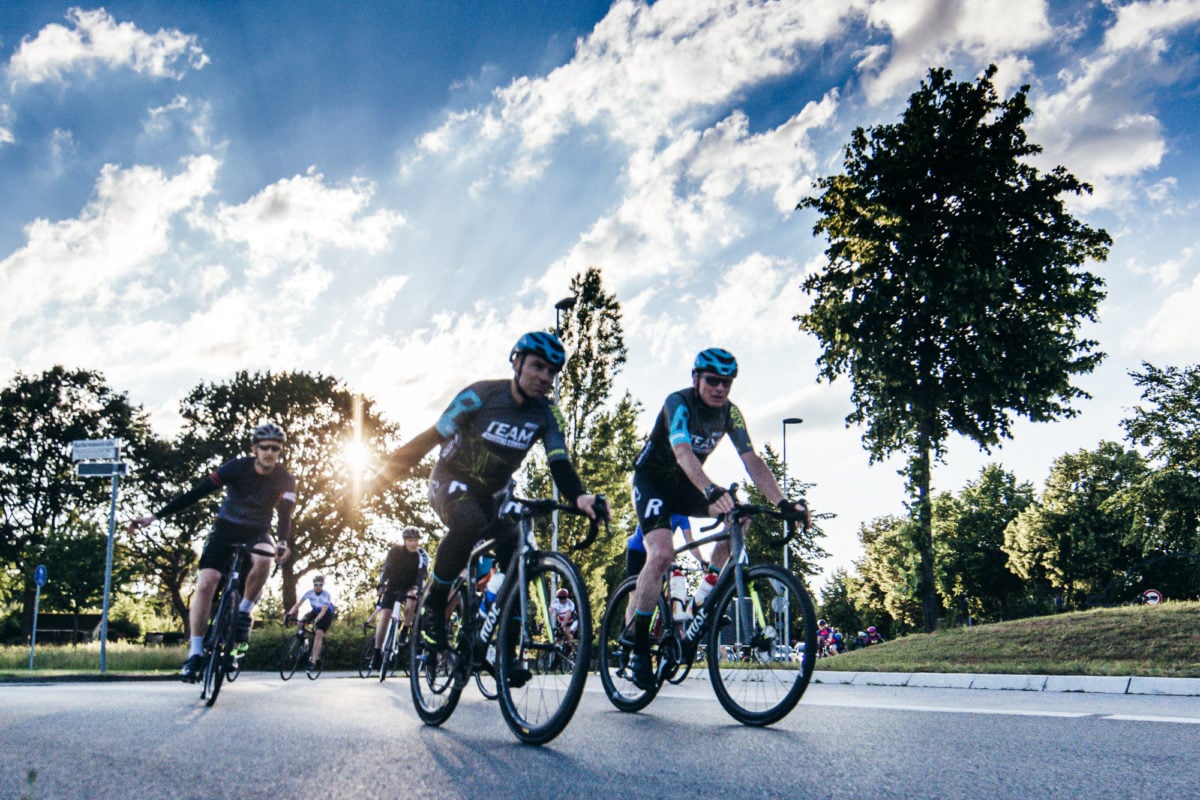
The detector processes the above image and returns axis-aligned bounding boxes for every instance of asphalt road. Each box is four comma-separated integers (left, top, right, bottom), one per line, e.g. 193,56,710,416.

2,673,1198,799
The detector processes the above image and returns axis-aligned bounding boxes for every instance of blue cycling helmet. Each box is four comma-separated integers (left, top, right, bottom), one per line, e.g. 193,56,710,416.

693,347,737,377
511,331,567,366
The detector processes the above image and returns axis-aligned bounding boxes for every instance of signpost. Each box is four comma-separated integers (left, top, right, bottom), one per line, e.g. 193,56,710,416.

71,438,126,673
28,564,47,670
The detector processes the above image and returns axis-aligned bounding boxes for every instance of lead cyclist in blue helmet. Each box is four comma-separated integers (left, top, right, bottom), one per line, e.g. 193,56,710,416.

623,347,810,690
362,331,608,682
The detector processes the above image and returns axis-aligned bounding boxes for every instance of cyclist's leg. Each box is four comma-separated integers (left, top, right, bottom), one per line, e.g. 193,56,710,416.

424,485,492,647
374,601,393,650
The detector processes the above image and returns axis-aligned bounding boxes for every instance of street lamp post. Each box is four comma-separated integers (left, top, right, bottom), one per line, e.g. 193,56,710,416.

551,295,576,553
781,417,802,652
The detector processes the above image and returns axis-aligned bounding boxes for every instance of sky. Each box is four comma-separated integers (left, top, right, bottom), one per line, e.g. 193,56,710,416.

2,1,1199,593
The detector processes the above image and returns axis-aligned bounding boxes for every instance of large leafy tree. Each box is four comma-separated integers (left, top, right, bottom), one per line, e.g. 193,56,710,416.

796,65,1110,631
736,442,829,579
851,515,921,634
0,366,150,637
933,464,1034,623
171,370,428,611
39,519,136,641
522,267,643,611
1119,362,1200,555
1004,442,1145,609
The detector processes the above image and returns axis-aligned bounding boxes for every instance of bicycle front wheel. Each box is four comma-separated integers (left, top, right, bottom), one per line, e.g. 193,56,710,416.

203,592,237,706
357,632,376,678
379,618,398,683
496,552,590,745
707,564,817,726
279,634,304,681
597,575,667,712
409,584,466,726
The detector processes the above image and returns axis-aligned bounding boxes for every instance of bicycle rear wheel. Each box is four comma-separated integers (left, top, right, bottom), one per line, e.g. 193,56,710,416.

409,584,466,726
597,575,667,712
496,552,590,745
357,632,376,678
707,564,817,726
475,662,498,699
279,634,304,681
202,591,237,706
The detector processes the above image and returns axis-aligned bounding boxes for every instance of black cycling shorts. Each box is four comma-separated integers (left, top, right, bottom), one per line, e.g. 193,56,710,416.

631,472,708,535
303,609,335,632
378,586,419,609
198,518,274,573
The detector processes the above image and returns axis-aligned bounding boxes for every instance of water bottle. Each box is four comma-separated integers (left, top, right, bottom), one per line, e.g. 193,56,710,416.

669,567,692,620
484,570,504,609
693,571,718,609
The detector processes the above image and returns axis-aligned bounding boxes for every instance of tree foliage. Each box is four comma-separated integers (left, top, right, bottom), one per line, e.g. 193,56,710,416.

851,515,922,634
0,366,150,636
796,65,1110,630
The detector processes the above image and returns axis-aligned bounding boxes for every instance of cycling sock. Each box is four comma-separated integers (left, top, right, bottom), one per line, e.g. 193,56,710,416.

188,636,204,657
238,598,255,614
633,610,652,653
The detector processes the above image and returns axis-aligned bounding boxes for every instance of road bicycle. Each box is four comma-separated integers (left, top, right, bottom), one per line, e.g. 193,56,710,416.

377,593,414,682
279,616,322,680
200,542,279,706
410,485,607,745
598,490,817,726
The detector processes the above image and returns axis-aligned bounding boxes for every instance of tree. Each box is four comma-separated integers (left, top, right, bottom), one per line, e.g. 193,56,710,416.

851,515,922,634
736,442,828,579
171,370,430,613
1119,362,1200,556
1004,442,1145,609
933,464,1034,623
521,267,643,612
796,65,1110,631
818,568,865,639
0,366,150,638
40,519,136,642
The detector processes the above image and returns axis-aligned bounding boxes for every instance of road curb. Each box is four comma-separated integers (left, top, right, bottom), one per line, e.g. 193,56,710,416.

812,670,1200,696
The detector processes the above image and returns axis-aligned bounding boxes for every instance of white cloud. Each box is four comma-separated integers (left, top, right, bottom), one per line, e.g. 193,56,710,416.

1102,0,1200,52
0,154,219,339
360,275,411,324
1124,268,1200,354
189,168,407,276
7,7,209,88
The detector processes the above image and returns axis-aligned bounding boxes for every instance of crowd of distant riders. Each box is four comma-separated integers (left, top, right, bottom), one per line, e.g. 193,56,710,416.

126,335,812,686
816,619,885,657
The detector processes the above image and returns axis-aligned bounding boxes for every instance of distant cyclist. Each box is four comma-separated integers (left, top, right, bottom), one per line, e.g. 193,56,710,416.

365,332,608,685
625,348,809,690
370,526,430,670
550,587,579,647
285,574,336,670
127,423,294,681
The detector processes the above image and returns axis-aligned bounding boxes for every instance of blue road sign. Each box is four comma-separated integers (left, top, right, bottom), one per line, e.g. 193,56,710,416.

34,564,47,587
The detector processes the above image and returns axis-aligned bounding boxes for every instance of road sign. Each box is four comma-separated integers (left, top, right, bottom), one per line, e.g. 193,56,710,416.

1141,588,1162,605
76,461,128,477
34,564,47,587
71,438,120,461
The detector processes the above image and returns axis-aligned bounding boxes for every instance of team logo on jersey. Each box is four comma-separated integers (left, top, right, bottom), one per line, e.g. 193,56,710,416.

482,421,538,449
691,432,724,454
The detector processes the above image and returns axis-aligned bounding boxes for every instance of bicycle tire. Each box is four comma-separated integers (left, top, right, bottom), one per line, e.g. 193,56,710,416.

597,575,667,712
279,633,304,681
226,652,242,683
409,583,466,726
203,590,237,706
306,653,322,679
357,632,376,678
378,617,398,683
707,564,817,726
475,661,498,700
496,552,591,745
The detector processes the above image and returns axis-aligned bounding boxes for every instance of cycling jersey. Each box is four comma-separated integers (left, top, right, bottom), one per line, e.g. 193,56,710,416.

300,589,336,615
156,456,296,540
551,598,576,620
431,379,580,499
378,545,430,604
634,387,755,485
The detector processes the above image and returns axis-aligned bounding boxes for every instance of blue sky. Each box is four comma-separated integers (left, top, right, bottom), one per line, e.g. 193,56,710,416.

3,1,1199,589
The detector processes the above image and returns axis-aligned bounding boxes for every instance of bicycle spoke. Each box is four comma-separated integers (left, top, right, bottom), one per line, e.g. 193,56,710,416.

598,575,667,712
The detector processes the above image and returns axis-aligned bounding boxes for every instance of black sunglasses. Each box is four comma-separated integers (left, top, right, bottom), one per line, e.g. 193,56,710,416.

701,374,733,388
257,443,282,452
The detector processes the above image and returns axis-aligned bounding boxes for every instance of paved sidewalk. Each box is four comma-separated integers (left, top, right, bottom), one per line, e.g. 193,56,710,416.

812,669,1200,696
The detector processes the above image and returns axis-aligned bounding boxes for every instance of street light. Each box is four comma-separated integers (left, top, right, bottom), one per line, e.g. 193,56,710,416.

551,295,576,553
781,417,802,653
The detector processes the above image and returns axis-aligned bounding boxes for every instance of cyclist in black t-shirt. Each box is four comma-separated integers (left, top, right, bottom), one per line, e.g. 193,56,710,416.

625,349,809,690
369,526,430,670
128,423,294,681
364,332,608,673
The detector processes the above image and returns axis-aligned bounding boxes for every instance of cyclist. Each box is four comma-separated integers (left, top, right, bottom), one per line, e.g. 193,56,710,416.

365,331,608,685
866,625,885,645
370,526,430,670
626,513,699,577
550,587,579,647
285,574,336,669
127,423,294,681
625,348,809,690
